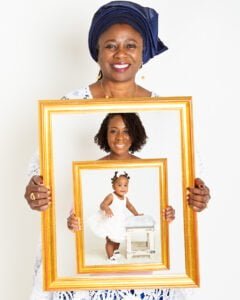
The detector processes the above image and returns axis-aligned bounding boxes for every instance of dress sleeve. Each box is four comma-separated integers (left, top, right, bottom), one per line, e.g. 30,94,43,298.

27,150,40,179
62,87,92,99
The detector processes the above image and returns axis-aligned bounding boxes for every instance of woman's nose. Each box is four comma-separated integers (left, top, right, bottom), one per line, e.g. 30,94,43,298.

116,132,123,140
114,46,127,58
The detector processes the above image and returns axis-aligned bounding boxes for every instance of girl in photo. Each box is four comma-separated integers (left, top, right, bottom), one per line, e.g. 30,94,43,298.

88,171,143,262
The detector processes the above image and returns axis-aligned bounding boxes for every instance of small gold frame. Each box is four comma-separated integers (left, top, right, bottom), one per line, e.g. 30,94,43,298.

39,97,199,291
73,159,169,274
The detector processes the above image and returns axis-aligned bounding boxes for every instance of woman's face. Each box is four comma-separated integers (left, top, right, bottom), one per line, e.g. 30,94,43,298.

107,115,132,157
97,23,143,83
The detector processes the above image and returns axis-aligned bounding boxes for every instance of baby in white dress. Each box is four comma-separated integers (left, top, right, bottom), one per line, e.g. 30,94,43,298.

88,171,143,261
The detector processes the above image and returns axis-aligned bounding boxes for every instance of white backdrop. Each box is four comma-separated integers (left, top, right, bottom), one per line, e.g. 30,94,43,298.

1,0,240,299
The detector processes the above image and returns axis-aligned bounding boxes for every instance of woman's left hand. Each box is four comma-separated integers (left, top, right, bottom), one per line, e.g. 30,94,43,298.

187,178,211,212
163,205,175,223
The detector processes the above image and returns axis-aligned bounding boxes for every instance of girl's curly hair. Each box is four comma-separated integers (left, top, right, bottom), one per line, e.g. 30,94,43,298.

111,171,130,184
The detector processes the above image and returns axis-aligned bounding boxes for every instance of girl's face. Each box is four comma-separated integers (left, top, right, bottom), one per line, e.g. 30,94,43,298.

113,176,129,197
107,115,132,158
97,23,143,83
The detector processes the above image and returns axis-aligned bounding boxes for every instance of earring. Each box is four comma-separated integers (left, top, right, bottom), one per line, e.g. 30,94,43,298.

139,62,145,80
97,70,103,81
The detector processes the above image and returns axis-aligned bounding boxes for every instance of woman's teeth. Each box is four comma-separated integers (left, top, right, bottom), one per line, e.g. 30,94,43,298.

113,64,129,69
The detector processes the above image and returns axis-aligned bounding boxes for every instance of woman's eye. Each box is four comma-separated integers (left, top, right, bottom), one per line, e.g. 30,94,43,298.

127,43,136,49
109,129,117,134
106,44,116,49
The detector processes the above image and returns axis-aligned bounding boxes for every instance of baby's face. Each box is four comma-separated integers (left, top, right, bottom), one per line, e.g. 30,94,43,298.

113,176,129,197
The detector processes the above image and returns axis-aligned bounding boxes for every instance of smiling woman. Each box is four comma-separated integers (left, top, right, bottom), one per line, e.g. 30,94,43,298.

97,24,144,91
87,0,168,99
24,1,211,300
88,22,154,98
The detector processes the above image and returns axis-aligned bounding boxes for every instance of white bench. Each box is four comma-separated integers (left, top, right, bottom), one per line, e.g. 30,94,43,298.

125,215,155,259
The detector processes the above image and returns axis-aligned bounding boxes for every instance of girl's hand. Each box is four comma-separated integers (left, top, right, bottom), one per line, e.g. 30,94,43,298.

187,178,211,212
67,211,81,231
104,207,114,217
24,175,51,211
163,205,175,223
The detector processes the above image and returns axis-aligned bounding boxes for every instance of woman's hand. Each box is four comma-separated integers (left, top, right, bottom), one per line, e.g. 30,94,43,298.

163,205,175,223
187,178,210,212
67,211,81,231
24,175,51,211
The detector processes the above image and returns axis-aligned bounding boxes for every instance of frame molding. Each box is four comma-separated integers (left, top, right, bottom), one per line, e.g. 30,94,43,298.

73,159,169,273
38,97,199,290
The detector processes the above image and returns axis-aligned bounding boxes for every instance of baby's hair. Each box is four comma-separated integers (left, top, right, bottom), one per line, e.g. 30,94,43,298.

94,113,147,153
111,171,130,184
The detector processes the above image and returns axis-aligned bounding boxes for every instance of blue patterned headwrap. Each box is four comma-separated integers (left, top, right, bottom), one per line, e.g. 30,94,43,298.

88,1,168,64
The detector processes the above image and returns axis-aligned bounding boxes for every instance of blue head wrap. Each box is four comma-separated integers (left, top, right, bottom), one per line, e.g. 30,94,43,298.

88,1,168,64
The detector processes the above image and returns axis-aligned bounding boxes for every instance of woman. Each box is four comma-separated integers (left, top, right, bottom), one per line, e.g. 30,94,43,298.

25,1,210,300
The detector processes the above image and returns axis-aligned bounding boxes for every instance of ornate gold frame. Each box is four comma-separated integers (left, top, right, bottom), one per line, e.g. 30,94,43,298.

73,159,169,273
38,97,199,291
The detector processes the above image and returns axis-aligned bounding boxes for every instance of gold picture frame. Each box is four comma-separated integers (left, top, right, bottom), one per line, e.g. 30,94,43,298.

73,159,169,274
38,97,199,291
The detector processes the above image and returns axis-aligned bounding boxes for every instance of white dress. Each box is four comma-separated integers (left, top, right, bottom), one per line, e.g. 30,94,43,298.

88,193,127,243
29,87,190,300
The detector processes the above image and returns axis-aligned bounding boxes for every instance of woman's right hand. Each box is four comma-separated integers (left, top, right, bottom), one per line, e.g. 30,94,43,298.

24,175,51,211
67,211,81,231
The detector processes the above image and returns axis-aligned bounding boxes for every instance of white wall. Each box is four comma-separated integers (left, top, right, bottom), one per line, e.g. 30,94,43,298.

1,0,240,299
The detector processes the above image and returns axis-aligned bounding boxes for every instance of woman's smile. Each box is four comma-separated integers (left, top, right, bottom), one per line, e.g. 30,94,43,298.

115,143,126,148
111,63,130,72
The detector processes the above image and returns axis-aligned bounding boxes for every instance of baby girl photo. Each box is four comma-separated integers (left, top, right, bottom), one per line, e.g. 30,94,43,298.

72,160,170,273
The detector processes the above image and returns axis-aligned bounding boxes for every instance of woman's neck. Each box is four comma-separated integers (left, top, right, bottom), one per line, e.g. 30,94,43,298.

89,79,152,98
100,79,137,98
102,153,139,160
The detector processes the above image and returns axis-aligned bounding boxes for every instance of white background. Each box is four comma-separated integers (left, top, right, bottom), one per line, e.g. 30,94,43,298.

0,0,240,299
